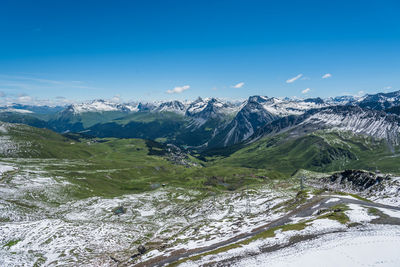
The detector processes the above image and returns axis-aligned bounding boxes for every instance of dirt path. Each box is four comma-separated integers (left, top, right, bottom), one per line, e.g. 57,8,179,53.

133,195,400,267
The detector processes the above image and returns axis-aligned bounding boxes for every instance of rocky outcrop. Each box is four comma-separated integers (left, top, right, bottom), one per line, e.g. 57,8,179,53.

322,170,387,191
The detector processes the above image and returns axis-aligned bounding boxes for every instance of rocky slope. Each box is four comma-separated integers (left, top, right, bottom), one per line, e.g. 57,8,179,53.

356,90,400,110
251,105,400,146
309,169,400,206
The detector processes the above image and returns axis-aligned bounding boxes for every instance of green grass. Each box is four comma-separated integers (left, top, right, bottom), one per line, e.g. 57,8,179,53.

3,239,20,248
0,124,278,199
368,207,381,216
272,190,309,212
334,191,372,202
367,207,387,219
317,204,350,224
51,110,128,129
3,122,399,201
114,111,186,124
213,130,400,175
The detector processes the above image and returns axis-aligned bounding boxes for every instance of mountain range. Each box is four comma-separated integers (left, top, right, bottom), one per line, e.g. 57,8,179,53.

1,90,400,155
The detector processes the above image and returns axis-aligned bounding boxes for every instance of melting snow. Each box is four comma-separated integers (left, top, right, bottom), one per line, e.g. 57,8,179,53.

376,207,400,219
345,204,378,223
0,163,15,175
233,225,400,267
325,197,340,203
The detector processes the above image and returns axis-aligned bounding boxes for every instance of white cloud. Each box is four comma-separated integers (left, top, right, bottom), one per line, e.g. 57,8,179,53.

356,90,365,96
322,73,332,79
111,95,121,102
301,88,311,94
286,74,303,83
232,82,245,88
166,85,190,94
384,86,392,90
18,95,32,103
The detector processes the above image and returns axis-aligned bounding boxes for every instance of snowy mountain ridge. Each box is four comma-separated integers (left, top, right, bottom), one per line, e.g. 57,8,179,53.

2,89,399,118
66,99,139,114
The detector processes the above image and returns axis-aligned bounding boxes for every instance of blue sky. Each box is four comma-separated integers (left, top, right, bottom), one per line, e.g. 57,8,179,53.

0,0,399,104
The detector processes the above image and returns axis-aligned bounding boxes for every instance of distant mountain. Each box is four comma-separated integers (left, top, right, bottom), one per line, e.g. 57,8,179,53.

1,89,400,151
205,95,332,148
154,100,186,114
303,97,324,104
214,105,400,174
325,95,358,105
85,112,187,141
386,106,400,116
0,104,65,115
66,99,138,114
48,103,130,133
0,112,48,129
356,90,400,110
206,96,278,147
185,98,239,126
251,105,400,146
256,96,328,116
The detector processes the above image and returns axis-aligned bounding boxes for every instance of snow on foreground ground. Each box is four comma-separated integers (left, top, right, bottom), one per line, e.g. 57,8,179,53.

234,225,400,267
2,158,400,266
0,163,15,175
0,158,291,266
176,200,400,267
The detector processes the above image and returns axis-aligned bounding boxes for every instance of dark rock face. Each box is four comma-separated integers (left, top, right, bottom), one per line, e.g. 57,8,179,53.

113,206,126,215
357,90,400,110
250,105,400,144
186,98,232,120
160,101,185,111
304,97,324,104
324,170,385,191
137,102,156,112
207,96,278,148
138,245,146,254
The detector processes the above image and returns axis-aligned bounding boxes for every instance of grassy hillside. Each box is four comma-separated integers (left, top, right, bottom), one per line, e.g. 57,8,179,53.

0,123,275,199
48,110,128,132
0,112,48,128
214,130,400,175
3,121,399,200
86,112,188,141
86,111,233,147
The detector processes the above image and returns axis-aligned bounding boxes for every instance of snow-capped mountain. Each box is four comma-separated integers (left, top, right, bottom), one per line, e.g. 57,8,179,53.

356,90,400,110
252,105,400,146
187,98,238,117
0,107,33,114
255,96,328,116
325,95,358,105
1,89,400,150
206,96,279,147
183,97,240,128
185,97,209,116
0,104,64,114
154,100,186,114
61,98,239,118
206,95,332,148
301,106,400,142
66,99,138,114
